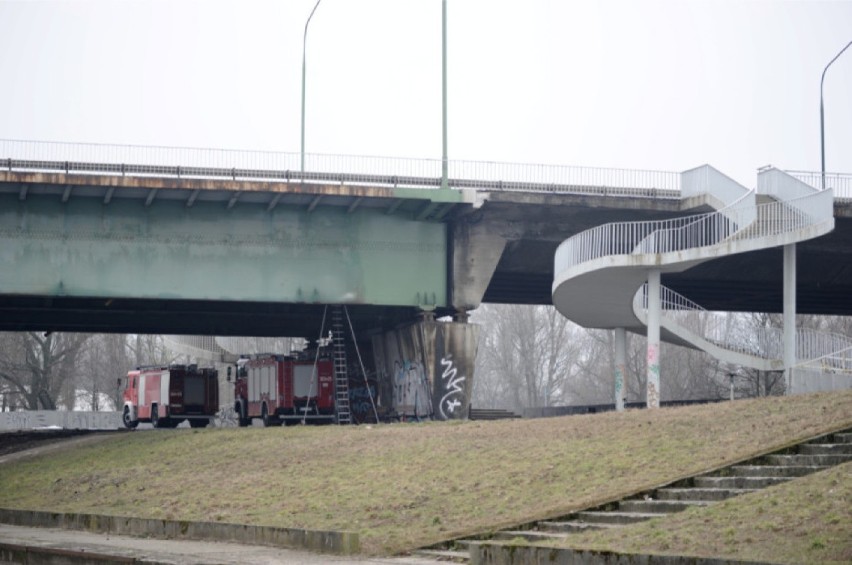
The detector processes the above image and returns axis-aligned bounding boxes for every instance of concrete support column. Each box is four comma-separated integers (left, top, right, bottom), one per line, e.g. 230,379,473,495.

614,328,627,411
783,243,796,393
372,319,478,420
646,271,661,409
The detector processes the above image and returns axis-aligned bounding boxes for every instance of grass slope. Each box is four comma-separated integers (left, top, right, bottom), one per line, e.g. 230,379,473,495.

0,391,850,556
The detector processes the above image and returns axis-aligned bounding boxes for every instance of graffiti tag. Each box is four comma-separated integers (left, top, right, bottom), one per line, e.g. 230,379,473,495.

439,355,466,419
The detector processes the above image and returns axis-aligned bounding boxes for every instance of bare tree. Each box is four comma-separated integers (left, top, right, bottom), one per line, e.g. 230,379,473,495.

0,332,92,410
472,304,583,411
78,334,139,411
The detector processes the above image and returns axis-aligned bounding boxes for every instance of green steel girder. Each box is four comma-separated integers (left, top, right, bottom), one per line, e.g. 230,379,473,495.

0,194,448,309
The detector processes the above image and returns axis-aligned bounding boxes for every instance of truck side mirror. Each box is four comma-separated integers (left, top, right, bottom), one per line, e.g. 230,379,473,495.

117,377,122,387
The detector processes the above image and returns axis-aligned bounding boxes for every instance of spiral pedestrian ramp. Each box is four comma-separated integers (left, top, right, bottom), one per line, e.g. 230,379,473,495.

553,165,848,401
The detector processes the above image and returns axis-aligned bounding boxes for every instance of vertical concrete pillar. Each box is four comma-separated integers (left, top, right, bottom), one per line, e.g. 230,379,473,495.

372,318,478,420
646,272,661,409
783,243,796,393
614,327,627,411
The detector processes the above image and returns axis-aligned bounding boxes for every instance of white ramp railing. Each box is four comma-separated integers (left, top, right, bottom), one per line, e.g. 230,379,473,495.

554,166,845,385
633,284,852,373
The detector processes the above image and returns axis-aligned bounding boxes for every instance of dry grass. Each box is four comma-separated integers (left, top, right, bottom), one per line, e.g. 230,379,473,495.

0,391,850,555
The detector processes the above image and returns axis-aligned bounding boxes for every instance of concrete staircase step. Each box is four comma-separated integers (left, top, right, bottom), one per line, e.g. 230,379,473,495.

493,530,571,542
412,427,852,559
767,453,852,466
799,443,852,455
618,499,709,514
574,511,660,525
412,548,469,562
536,521,621,533
728,465,828,478
695,476,791,489
656,487,756,501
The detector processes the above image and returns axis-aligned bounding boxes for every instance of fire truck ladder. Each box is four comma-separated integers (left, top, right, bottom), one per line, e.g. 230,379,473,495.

331,306,351,425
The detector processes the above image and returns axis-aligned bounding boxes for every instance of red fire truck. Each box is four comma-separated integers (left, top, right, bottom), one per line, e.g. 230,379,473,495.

121,364,219,429
231,355,335,426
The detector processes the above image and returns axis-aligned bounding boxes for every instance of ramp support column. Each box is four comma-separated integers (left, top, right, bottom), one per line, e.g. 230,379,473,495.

614,327,627,411
783,243,796,393
646,271,661,408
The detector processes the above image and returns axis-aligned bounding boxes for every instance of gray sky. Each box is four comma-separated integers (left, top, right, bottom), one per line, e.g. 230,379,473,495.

1,0,850,186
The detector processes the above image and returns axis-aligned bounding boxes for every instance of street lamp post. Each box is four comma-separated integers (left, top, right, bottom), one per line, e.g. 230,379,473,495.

441,0,448,189
820,40,852,190
301,0,323,177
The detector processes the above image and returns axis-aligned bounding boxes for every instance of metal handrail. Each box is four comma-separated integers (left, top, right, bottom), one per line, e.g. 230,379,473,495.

555,168,834,273
633,284,852,370
786,170,852,200
0,138,681,197
556,164,845,375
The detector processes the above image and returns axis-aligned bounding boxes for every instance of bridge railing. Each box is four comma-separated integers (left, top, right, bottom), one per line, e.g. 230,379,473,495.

634,284,852,369
0,138,680,197
787,170,852,200
556,177,832,274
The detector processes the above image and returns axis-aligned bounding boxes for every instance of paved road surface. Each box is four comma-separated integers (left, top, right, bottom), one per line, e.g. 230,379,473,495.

0,523,446,564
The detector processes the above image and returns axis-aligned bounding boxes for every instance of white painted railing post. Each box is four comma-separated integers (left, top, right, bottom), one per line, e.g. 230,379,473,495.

614,327,627,411
783,244,797,392
646,270,661,408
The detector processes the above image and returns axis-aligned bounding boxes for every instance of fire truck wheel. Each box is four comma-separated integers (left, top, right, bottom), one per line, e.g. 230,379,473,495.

236,403,249,427
151,405,160,428
261,404,270,427
189,419,208,428
123,406,138,429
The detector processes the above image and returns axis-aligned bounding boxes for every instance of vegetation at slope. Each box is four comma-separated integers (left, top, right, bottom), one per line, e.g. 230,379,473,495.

0,391,849,555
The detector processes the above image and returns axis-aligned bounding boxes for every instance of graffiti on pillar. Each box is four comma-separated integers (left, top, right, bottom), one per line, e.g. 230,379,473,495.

438,355,466,419
647,344,660,408
614,363,626,409
394,360,432,418
349,375,379,423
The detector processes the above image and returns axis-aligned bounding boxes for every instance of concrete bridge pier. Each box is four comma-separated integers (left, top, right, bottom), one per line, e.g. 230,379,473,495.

371,317,478,421
614,327,627,411
783,243,797,393
646,270,662,409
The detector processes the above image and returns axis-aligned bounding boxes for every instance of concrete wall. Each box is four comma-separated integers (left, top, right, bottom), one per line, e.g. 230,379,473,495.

372,320,478,420
792,368,852,394
0,411,121,431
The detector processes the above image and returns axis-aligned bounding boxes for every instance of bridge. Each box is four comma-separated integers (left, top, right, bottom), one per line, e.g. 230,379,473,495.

2,140,851,417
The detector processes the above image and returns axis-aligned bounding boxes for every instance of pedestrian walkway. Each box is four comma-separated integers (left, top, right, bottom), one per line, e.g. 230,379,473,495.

0,524,443,565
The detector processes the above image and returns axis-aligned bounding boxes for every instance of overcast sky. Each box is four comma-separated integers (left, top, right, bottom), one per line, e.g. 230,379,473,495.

0,0,850,186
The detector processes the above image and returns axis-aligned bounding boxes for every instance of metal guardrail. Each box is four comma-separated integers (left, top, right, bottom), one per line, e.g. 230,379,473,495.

555,167,834,272
787,170,852,200
633,284,852,372
0,138,681,197
557,164,847,374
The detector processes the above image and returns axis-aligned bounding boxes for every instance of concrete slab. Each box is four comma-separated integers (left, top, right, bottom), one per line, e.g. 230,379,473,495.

0,524,444,565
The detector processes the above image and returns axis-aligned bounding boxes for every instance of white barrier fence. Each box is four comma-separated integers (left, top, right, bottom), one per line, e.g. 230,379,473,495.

0,410,122,431
1,138,681,196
